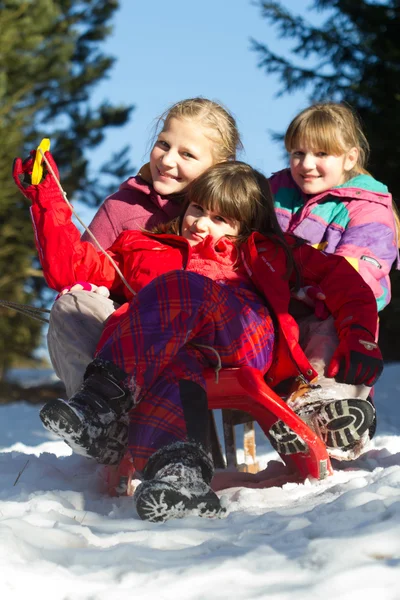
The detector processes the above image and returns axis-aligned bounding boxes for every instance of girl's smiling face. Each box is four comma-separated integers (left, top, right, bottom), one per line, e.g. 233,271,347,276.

289,146,359,195
150,117,216,196
181,202,240,246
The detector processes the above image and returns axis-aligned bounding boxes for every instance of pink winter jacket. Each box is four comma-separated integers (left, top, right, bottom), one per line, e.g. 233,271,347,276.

81,164,184,249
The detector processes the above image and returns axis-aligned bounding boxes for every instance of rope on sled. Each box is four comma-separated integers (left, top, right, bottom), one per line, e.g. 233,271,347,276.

0,299,50,324
1,148,138,324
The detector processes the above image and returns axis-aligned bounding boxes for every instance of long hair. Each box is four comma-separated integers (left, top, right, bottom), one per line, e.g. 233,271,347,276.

153,161,300,285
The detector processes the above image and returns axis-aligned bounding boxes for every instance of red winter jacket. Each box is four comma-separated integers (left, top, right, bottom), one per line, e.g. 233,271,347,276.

30,191,379,390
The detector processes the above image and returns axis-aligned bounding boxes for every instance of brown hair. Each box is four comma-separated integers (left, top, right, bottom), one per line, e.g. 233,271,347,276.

153,161,299,283
154,97,243,163
285,102,370,177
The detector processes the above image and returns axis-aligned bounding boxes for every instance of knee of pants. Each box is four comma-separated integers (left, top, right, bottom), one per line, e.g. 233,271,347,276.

49,291,117,328
49,294,73,328
49,292,90,330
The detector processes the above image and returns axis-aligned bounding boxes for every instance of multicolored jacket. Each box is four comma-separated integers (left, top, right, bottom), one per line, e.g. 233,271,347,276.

29,188,378,390
269,169,399,311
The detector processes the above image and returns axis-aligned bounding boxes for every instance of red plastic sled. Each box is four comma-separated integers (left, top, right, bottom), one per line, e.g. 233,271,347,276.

106,366,333,496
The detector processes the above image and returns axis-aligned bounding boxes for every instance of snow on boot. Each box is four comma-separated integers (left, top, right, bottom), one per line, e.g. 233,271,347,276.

39,359,134,465
269,397,375,458
134,441,226,523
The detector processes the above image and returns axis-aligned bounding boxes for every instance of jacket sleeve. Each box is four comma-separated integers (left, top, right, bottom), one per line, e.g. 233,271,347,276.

293,243,379,339
332,200,398,311
30,194,122,293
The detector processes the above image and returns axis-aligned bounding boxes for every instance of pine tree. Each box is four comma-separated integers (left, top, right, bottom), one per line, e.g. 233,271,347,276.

252,0,400,360
0,0,133,376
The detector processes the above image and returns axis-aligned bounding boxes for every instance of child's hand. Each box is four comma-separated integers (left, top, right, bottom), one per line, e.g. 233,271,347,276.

56,282,110,300
327,325,383,386
291,285,330,320
12,150,61,203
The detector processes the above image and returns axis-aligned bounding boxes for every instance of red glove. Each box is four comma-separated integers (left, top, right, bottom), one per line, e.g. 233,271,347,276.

12,150,61,204
327,325,383,386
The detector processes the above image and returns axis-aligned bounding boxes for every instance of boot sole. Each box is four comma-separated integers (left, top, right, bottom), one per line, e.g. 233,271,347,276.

40,399,91,440
269,398,375,456
39,399,128,464
268,420,307,455
135,481,225,523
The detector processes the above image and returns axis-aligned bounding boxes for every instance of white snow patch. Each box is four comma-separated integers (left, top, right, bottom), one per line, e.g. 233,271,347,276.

0,364,399,599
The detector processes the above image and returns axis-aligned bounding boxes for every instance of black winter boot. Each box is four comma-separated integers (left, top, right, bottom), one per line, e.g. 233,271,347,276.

39,359,134,465
134,441,226,523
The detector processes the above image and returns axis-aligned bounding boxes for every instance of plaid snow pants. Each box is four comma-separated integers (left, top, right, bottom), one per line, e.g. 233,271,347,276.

96,270,275,471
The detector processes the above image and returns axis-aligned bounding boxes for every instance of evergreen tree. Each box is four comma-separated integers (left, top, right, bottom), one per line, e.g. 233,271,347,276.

252,0,400,360
0,0,134,376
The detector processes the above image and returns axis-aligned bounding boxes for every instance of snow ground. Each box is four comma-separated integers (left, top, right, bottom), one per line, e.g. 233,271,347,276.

0,364,400,600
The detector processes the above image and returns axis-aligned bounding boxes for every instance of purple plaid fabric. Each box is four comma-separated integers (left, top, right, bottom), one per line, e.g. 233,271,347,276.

97,271,275,470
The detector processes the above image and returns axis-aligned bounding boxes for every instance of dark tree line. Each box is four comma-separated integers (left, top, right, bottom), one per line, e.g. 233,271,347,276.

0,0,134,376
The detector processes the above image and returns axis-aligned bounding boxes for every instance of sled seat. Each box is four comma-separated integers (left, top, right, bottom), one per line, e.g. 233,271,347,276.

206,366,332,482
107,366,333,496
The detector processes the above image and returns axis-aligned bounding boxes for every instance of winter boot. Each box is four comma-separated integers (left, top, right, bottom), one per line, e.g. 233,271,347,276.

134,441,226,523
269,396,376,458
39,358,134,465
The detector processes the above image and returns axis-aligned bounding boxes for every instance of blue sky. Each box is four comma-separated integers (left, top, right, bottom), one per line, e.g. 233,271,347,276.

88,0,319,182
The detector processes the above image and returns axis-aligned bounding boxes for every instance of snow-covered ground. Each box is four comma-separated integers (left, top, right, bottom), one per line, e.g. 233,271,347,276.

1,364,400,600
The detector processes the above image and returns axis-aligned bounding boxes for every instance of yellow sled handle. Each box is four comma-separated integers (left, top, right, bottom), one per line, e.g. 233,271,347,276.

31,138,51,184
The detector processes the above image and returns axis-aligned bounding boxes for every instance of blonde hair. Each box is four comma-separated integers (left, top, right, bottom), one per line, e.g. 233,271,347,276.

285,102,400,246
154,97,243,163
285,102,370,177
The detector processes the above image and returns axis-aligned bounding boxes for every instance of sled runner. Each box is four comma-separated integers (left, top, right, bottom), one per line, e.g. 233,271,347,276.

107,366,333,496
